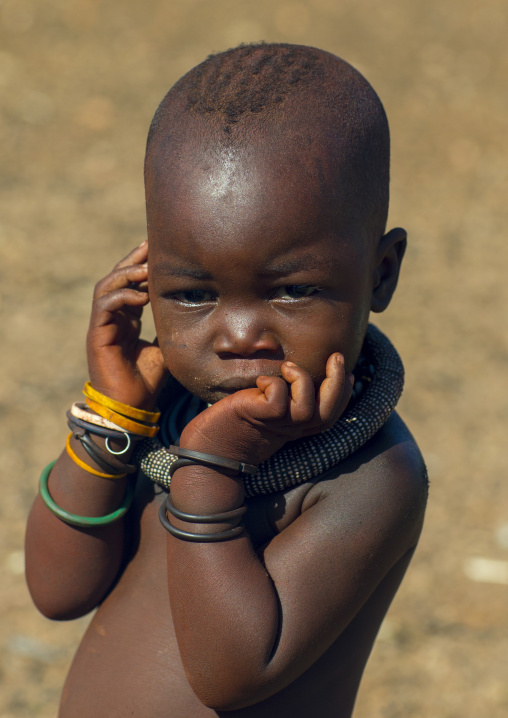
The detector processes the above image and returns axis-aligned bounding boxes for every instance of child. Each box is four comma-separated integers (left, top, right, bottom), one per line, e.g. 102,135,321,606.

25,43,427,717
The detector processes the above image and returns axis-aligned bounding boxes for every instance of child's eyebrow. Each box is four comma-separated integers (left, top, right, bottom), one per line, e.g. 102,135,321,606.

153,264,213,280
261,255,329,277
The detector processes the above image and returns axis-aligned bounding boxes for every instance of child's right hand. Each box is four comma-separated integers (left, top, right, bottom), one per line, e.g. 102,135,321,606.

86,241,168,409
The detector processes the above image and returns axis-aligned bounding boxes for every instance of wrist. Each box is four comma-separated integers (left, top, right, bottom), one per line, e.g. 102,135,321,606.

169,464,245,516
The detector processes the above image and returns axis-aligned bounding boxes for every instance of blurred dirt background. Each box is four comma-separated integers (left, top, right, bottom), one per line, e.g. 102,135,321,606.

1,0,507,716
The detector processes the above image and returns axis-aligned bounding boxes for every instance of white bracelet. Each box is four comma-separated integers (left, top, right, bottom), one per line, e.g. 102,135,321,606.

70,402,126,432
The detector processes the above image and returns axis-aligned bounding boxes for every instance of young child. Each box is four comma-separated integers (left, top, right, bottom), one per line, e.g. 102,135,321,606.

25,43,427,717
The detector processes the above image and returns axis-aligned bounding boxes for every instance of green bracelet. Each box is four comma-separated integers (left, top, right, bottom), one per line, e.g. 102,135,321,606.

39,460,134,527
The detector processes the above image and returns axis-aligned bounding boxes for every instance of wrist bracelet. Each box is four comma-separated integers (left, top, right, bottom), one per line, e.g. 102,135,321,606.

76,431,137,475
67,410,132,445
169,446,258,475
66,434,127,479
70,402,129,433
159,502,245,542
164,494,246,523
169,457,200,478
39,460,134,527
86,398,159,437
83,382,161,424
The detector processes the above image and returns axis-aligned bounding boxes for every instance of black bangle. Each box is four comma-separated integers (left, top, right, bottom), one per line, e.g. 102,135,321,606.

159,502,245,542
165,494,246,524
168,458,200,478
169,446,258,475
73,431,137,475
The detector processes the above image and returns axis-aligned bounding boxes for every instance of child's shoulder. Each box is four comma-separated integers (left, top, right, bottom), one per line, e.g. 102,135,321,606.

258,411,427,576
301,411,427,553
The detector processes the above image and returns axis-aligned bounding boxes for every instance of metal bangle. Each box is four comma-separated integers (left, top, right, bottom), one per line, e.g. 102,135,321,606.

169,445,258,475
168,458,200,478
165,494,246,524
105,433,131,456
159,502,245,542
76,431,137,475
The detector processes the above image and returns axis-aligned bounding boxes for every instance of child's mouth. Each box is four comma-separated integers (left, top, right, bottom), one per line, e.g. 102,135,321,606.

212,378,261,394
210,372,285,396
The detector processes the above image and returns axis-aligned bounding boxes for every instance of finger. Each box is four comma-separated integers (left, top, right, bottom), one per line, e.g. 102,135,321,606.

315,353,353,428
113,240,148,270
249,376,288,419
91,288,150,328
128,280,149,293
93,264,148,300
280,362,315,423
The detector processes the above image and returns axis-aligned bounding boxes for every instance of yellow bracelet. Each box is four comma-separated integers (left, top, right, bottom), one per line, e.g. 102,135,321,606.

65,434,127,479
83,382,160,424
85,398,159,438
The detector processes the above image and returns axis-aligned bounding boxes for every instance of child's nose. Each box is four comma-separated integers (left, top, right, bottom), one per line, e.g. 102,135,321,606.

212,309,281,357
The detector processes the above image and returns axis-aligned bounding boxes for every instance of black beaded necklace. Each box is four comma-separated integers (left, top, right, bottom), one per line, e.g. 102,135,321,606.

135,325,404,497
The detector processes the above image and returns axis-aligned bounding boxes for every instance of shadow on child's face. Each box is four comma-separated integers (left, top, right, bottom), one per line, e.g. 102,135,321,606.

145,136,376,404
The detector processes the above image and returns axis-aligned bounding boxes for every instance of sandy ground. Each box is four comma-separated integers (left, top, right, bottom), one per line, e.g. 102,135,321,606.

1,1,507,716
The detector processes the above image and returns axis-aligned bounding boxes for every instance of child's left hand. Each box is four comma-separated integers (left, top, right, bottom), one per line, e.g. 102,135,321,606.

180,353,353,467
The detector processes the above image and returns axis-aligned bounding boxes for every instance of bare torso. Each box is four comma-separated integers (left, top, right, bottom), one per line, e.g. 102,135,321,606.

59,416,424,718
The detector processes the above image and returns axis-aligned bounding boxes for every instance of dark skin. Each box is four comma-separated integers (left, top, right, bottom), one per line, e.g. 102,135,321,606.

25,129,426,717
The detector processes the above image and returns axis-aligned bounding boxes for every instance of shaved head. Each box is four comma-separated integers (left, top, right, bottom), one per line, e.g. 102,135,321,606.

145,43,390,242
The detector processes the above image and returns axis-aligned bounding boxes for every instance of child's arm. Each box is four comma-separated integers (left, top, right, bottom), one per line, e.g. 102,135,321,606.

25,242,167,619
163,362,426,711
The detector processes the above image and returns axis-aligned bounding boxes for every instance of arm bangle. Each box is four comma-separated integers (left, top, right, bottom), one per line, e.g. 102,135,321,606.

67,410,132,446
159,502,245,542
165,495,246,524
76,431,137,475
169,445,258,475
39,461,134,527
85,398,159,437
70,402,132,433
83,382,160,424
66,434,127,479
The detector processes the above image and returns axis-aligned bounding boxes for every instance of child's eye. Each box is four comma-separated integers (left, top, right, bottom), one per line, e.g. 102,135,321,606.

272,285,320,300
172,290,216,304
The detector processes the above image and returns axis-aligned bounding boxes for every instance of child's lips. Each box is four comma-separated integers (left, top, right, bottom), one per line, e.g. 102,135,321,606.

212,374,281,394
212,378,261,394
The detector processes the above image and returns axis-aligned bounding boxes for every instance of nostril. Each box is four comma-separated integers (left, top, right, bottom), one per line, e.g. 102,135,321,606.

216,348,285,361
213,330,282,358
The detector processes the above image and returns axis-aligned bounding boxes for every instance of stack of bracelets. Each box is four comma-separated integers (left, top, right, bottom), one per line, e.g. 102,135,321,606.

38,383,160,527
158,446,258,542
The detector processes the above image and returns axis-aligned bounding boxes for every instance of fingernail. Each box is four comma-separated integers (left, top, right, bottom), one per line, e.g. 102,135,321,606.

284,361,296,368
138,239,148,246
335,353,344,365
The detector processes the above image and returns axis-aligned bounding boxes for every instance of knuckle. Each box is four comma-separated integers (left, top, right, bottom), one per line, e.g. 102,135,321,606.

93,277,108,297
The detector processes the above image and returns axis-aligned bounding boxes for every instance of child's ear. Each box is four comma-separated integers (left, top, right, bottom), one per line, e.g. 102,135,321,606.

371,227,407,313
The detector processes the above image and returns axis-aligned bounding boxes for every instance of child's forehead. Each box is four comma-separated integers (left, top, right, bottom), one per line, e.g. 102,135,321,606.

147,130,369,281
147,119,350,220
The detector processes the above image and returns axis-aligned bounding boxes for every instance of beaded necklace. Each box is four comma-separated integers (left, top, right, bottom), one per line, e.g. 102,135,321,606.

135,324,404,497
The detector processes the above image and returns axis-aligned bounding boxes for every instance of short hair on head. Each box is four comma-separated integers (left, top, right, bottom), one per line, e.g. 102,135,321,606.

146,43,390,241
